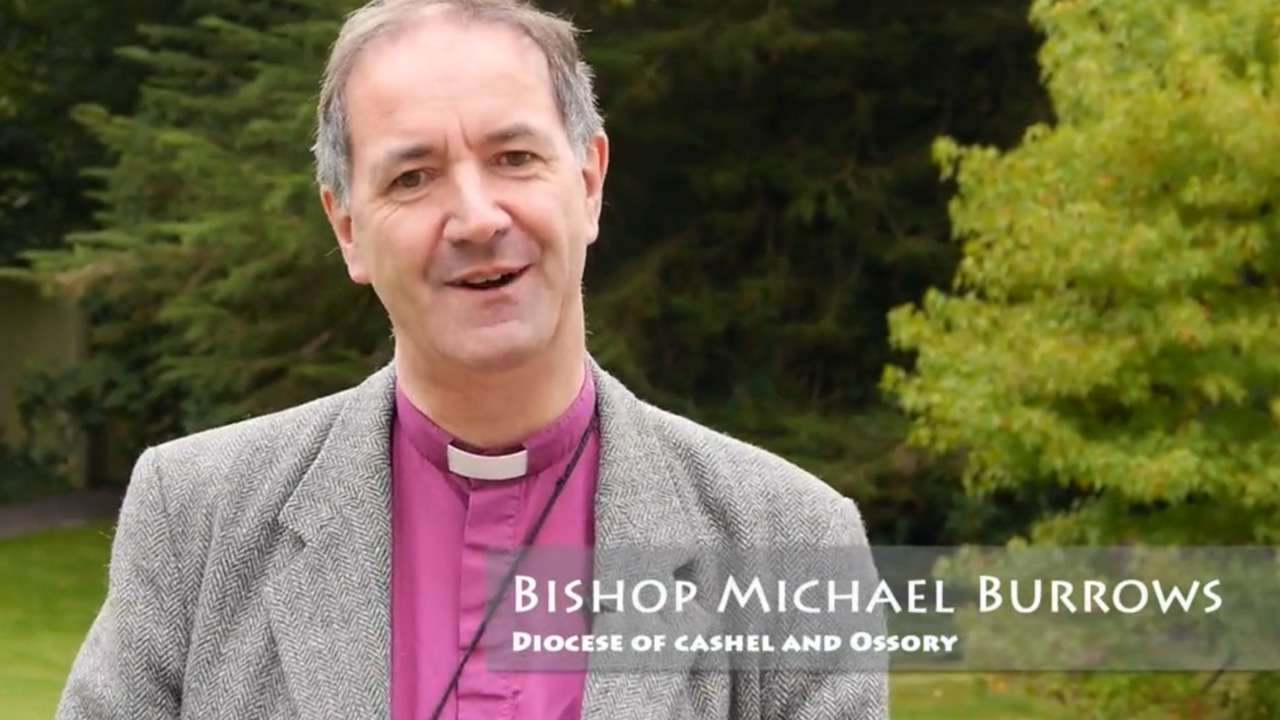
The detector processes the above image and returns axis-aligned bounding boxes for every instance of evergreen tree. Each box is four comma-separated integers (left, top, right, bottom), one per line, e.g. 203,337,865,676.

0,0,190,264
569,0,1055,538
17,0,388,470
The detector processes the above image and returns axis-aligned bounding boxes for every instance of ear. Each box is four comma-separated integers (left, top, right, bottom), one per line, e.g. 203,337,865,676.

580,131,609,245
322,187,370,284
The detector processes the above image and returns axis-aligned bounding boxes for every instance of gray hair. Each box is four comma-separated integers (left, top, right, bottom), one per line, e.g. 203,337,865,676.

313,0,605,207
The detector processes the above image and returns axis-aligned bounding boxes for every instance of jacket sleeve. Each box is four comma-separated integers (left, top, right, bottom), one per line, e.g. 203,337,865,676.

56,447,187,718
763,496,890,719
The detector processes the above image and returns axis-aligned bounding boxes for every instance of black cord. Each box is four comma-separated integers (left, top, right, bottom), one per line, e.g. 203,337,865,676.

426,410,599,720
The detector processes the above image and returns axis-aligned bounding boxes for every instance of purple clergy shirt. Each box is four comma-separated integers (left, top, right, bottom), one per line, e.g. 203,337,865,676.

390,368,599,720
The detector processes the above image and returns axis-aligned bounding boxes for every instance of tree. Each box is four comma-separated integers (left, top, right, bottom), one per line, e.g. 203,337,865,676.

13,1,390,475
562,0,1056,540
884,0,1280,715
0,0,194,265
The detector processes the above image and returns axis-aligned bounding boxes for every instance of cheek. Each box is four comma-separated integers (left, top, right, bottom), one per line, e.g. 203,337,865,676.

367,208,440,278
518,193,579,249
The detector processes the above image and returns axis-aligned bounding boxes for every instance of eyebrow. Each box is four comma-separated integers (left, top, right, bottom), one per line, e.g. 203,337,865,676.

371,143,438,183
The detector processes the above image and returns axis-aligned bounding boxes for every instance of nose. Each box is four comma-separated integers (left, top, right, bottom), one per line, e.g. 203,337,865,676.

441,162,512,245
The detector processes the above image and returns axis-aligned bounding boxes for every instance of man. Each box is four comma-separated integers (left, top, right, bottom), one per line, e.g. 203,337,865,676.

56,0,888,718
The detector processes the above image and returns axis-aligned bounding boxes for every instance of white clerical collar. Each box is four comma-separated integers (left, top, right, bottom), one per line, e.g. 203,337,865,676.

446,443,529,481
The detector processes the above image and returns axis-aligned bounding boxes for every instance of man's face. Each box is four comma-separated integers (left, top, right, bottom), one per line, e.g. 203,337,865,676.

323,13,608,373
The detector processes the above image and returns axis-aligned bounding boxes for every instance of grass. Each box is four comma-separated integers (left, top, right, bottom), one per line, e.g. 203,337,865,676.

890,673,1069,719
0,523,1068,719
0,522,115,719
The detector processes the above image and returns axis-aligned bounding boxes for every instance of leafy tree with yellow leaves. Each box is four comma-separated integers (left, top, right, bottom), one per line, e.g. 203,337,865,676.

885,0,1280,715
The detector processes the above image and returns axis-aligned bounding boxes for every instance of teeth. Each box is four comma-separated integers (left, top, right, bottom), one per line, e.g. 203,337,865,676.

464,273,506,284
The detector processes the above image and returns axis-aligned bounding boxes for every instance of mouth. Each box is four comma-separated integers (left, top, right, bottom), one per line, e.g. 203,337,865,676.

448,266,529,291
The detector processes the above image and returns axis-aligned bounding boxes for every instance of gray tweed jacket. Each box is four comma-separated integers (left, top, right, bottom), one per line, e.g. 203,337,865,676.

56,359,889,719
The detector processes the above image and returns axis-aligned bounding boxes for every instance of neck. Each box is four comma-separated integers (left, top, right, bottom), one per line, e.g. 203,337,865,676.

395,341,587,450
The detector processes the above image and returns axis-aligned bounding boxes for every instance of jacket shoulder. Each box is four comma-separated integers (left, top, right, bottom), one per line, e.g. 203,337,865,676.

637,402,868,545
135,383,369,527
149,387,355,473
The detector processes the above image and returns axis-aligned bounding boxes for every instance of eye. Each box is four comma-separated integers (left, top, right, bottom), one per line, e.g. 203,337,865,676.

497,151,536,167
391,170,426,190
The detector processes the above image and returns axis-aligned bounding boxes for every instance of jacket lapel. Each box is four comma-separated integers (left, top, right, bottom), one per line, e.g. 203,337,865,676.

580,360,721,720
265,365,396,718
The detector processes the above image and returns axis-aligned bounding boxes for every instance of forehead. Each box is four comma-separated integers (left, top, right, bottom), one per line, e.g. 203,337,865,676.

343,14,562,155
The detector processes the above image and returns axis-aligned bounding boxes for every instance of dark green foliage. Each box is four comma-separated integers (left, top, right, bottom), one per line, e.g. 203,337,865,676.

571,0,1056,542
0,0,194,264
576,0,1049,409
19,5,392,442
0,425,68,503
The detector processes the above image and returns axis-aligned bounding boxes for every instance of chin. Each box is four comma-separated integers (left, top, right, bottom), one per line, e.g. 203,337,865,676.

444,325,551,372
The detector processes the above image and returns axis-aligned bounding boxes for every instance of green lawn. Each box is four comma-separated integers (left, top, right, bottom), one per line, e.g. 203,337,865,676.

890,673,1069,719
0,522,115,719
0,523,1068,719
